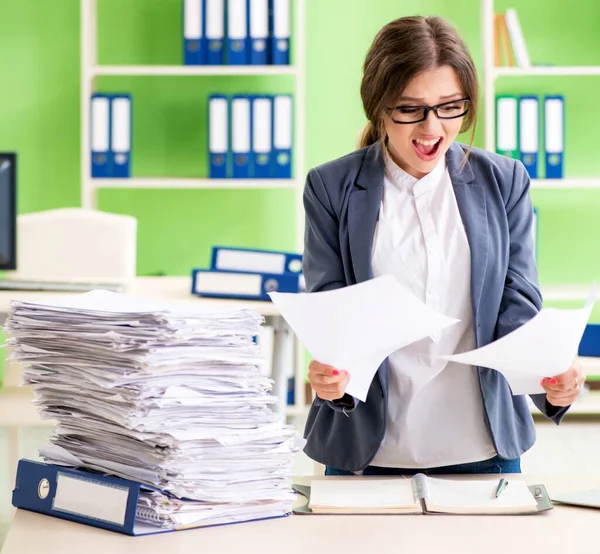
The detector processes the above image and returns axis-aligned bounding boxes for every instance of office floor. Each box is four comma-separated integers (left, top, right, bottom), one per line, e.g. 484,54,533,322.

1,418,600,547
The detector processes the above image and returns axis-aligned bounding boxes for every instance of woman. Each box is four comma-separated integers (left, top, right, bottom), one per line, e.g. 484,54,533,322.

301,15,584,476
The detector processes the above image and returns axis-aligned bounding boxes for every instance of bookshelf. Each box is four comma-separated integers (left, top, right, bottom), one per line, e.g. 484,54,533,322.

79,0,308,416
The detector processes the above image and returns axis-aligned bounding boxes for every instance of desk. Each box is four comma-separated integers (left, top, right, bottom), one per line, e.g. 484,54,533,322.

0,276,306,415
2,475,600,554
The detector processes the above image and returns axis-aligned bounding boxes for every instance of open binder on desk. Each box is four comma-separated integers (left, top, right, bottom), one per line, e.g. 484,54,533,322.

292,475,553,516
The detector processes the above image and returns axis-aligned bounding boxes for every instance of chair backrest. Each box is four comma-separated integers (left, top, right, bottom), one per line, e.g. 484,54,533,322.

5,207,137,285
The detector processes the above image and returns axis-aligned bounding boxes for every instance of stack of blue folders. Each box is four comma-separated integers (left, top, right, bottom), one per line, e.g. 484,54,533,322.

192,246,303,301
5,289,303,536
183,0,291,66
90,93,132,178
208,94,293,179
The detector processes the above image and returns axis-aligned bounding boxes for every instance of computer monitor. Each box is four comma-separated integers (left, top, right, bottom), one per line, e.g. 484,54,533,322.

0,153,16,270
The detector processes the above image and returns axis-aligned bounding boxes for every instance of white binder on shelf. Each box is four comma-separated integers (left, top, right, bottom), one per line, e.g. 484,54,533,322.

249,0,269,64
544,95,564,179
227,0,249,64
495,95,518,159
205,0,225,64
504,8,530,68
183,0,204,65
208,95,229,178
231,95,251,178
273,94,293,178
110,95,132,178
90,94,111,178
251,96,273,178
519,95,539,178
270,0,290,65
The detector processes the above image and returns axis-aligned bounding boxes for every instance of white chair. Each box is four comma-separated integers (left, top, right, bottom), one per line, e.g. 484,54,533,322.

5,207,137,286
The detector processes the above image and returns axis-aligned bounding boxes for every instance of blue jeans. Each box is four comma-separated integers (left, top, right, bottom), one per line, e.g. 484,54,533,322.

325,455,521,476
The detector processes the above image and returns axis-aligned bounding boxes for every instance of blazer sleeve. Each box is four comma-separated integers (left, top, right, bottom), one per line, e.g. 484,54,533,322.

496,159,569,424
302,167,358,413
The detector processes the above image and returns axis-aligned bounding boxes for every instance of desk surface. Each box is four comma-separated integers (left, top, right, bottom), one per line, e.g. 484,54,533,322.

2,475,600,554
0,276,281,317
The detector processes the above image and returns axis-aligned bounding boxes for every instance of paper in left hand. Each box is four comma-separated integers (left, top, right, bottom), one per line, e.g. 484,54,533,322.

442,284,596,394
268,274,460,402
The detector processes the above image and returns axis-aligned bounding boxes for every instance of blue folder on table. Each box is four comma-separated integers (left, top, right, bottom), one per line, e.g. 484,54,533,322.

211,246,302,275
192,269,300,300
13,459,289,536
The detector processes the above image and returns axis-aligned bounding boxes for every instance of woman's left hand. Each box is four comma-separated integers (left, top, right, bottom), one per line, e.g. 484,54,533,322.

541,360,585,407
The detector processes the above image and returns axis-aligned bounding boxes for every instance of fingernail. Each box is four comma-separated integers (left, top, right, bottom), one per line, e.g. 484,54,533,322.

550,379,558,385
541,378,547,386
332,370,339,376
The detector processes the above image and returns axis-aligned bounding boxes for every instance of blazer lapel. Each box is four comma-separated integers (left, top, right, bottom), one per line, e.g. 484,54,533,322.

446,143,489,328
348,142,384,284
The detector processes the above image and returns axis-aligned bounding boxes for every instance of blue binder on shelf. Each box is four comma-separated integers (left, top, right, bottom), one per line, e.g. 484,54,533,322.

191,269,300,301
251,95,273,178
544,95,564,179
273,95,293,178
519,95,539,178
208,95,229,178
90,94,111,178
211,246,302,275
231,95,252,178
183,0,205,65
206,0,225,65
249,0,269,64
110,94,132,178
12,459,288,536
270,0,290,65
579,324,600,357
227,0,249,64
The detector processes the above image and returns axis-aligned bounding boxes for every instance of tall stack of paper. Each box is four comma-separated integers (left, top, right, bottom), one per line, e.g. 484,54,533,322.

4,290,302,530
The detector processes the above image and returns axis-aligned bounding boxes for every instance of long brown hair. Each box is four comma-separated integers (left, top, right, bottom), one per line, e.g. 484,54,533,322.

358,16,478,150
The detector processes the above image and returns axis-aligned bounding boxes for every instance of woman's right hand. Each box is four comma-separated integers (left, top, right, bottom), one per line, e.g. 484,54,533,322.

308,360,350,401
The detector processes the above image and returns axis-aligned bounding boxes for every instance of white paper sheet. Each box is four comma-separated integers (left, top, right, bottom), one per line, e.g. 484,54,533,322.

442,284,596,394
268,275,459,402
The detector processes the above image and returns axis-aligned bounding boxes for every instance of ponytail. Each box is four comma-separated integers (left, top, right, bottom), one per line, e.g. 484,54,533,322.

358,121,381,148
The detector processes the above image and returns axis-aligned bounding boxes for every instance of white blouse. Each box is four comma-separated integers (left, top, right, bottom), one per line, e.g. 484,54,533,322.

369,151,496,469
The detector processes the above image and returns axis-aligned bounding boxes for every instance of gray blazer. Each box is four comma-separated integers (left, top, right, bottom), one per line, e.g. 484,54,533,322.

301,141,569,472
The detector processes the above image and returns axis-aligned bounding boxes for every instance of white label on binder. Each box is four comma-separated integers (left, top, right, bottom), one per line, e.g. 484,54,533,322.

232,98,251,153
216,249,286,273
253,98,272,154
206,0,224,39
195,272,262,296
53,473,129,526
497,97,517,150
520,98,538,153
545,99,563,153
209,98,228,154
273,0,290,38
228,0,247,39
184,0,202,39
274,96,292,149
91,97,109,151
250,0,269,39
111,98,131,153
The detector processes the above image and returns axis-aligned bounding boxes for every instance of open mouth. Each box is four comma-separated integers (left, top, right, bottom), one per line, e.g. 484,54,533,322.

412,138,442,161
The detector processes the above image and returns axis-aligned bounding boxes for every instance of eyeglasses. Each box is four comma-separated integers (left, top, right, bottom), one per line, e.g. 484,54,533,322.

386,98,470,124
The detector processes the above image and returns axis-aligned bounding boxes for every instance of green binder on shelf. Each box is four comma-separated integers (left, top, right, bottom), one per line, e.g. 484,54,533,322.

496,94,519,159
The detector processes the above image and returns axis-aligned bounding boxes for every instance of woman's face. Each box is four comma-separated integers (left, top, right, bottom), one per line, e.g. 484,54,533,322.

383,65,467,179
